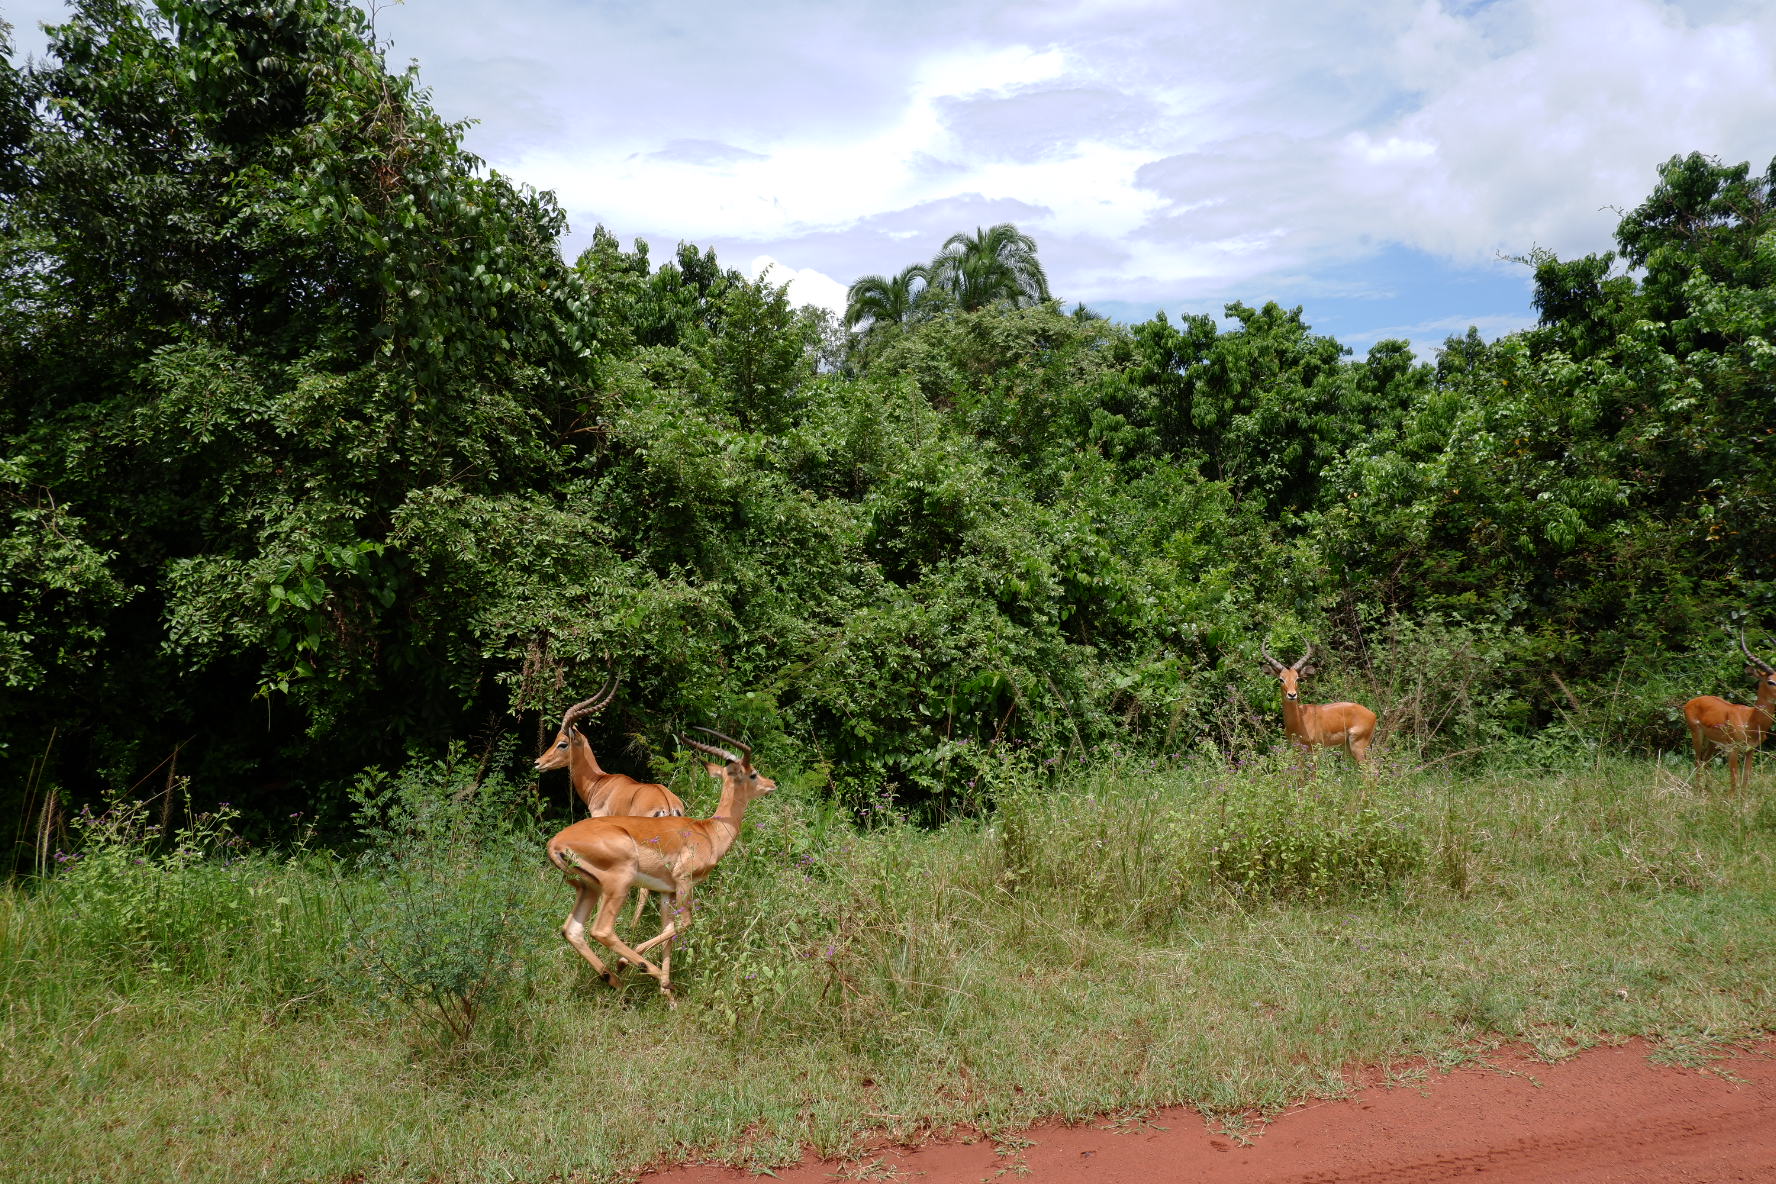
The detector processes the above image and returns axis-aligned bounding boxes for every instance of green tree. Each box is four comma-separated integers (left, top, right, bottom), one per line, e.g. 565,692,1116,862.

843,263,933,365
1616,151,1776,329
0,0,592,809
927,223,1051,311
845,264,931,332
7,0,1771,832
1317,152,1776,716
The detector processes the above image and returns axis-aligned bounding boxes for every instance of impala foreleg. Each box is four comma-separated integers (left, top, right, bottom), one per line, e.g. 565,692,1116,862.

1288,737,1322,779
617,902,675,967
561,882,618,987
587,880,670,994
656,892,678,1000
1688,725,1711,788
629,921,675,959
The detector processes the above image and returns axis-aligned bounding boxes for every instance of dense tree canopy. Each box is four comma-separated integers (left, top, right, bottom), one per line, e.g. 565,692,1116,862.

2,1,1771,846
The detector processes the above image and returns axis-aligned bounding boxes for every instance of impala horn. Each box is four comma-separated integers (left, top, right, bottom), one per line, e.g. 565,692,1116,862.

1293,643,1314,672
1260,643,1284,672
683,734,742,764
562,675,620,728
692,725,752,758
1740,630,1774,674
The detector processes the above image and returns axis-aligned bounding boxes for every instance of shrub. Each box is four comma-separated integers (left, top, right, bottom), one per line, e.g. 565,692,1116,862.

47,789,257,981
336,743,538,1044
995,756,1199,930
1200,756,1424,900
1358,613,1517,755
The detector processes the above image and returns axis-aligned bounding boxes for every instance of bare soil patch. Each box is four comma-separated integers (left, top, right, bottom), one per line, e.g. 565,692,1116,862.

644,1038,1776,1183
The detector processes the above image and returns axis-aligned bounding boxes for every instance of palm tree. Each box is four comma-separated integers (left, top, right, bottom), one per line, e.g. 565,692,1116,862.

844,263,931,334
927,223,1050,311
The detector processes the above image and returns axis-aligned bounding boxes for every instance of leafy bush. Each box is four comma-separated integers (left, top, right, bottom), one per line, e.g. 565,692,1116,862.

336,743,539,1044
47,789,258,981
3,0,1772,840
1200,756,1425,900
1357,614,1518,754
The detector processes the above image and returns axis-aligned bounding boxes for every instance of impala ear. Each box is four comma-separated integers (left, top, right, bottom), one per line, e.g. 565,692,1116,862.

704,761,724,778
1261,658,1284,674
1299,665,1317,678
1747,664,1763,679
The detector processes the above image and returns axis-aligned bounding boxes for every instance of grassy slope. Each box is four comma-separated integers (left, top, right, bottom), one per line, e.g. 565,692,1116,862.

3,755,1773,1183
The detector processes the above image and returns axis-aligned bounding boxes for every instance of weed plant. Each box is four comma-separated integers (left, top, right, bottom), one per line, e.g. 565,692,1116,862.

335,743,541,1043
2,752,1773,1183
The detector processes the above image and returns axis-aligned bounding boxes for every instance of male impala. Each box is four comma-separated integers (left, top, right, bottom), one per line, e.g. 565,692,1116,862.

537,679,685,923
546,728,774,1000
1683,632,1776,794
1260,643,1376,765
536,679,685,819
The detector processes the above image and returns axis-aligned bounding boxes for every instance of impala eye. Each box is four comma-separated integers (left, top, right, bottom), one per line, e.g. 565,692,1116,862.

557,742,568,750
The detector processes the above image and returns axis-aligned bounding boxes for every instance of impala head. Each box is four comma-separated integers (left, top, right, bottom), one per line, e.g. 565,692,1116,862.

1261,643,1316,701
535,677,619,772
684,727,775,803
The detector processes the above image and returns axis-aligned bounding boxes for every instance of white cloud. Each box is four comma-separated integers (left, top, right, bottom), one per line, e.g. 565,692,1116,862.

748,256,849,317
914,44,1069,98
9,0,1775,344
1315,0,1776,262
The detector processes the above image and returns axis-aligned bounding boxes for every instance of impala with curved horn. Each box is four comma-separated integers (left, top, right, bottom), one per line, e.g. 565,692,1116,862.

1682,631,1776,795
537,678,685,925
1260,642,1377,765
535,678,685,819
545,727,775,1000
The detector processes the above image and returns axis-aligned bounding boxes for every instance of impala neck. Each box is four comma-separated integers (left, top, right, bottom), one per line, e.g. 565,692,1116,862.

1755,676,1776,732
1281,693,1307,733
566,731,608,779
567,733,615,810
702,773,755,859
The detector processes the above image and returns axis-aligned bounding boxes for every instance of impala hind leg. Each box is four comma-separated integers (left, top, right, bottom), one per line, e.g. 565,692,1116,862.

561,882,619,987
1349,722,1375,766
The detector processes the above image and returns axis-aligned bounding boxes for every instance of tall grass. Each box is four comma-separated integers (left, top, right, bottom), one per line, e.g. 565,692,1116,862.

2,751,1772,1182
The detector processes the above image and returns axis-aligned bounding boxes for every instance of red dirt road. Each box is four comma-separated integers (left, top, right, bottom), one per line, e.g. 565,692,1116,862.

644,1039,1776,1183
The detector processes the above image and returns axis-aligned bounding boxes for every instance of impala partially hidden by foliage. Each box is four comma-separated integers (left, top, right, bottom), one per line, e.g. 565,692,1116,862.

534,679,685,819
1683,633,1776,795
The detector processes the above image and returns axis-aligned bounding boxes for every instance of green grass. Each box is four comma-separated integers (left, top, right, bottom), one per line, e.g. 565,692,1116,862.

3,752,1773,1183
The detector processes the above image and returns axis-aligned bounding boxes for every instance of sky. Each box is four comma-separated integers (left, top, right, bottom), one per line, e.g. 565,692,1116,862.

8,0,1776,357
